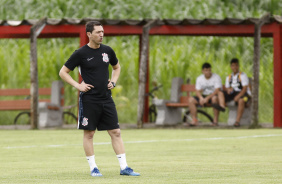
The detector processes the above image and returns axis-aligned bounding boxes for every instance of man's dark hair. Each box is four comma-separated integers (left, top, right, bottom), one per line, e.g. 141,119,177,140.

230,58,239,65
86,21,103,33
202,62,211,70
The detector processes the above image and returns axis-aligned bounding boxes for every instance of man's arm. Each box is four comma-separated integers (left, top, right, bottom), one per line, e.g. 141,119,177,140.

108,61,121,89
59,65,94,92
234,73,249,102
196,90,203,99
195,90,206,106
195,77,205,106
205,75,222,101
204,88,220,102
203,74,222,103
225,76,233,94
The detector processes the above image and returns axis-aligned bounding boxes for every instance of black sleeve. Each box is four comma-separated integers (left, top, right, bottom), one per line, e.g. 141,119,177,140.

109,47,118,66
64,50,81,71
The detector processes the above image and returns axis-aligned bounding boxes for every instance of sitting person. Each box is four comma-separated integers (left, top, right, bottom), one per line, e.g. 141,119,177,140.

188,62,225,126
224,58,251,127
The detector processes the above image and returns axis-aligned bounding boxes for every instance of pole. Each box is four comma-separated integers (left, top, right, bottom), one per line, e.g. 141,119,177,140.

250,13,270,128
137,19,158,128
30,17,46,129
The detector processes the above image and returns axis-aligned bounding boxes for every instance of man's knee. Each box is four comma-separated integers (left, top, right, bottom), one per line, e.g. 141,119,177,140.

211,96,218,103
237,99,245,110
238,98,245,105
108,129,121,138
84,130,95,139
189,97,197,104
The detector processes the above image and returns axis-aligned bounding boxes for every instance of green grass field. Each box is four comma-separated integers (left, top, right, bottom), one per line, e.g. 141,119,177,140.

1,129,282,184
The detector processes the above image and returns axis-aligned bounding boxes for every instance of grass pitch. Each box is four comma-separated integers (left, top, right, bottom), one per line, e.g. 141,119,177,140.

0,128,282,184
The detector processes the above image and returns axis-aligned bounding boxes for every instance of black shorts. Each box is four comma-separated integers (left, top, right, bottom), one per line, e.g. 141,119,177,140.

193,95,213,105
78,93,119,131
224,91,251,104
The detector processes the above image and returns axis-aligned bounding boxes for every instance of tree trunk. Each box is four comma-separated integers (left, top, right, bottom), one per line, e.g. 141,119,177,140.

30,17,46,129
137,20,158,128
250,13,270,129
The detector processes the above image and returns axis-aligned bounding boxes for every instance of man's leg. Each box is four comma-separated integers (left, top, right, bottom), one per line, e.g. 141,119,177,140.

83,130,95,156
218,91,226,109
83,130,102,177
108,129,127,169
235,98,245,126
108,129,140,176
211,96,219,124
107,129,125,155
188,97,199,125
211,91,226,112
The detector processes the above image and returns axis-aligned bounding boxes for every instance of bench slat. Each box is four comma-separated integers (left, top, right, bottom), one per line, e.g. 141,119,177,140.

0,89,30,96
180,96,189,103
181,84,196,92
166,84,194,107
38,88,52,95
166,102,189,107
0,99,50,110
0,88,51,96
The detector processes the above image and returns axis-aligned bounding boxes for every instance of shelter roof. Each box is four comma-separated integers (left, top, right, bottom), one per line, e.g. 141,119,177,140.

1,15,282,26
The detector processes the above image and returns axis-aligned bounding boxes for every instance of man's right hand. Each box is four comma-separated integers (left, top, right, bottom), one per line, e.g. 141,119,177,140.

199,97,205,106
227,88,233,94
76,81,94,92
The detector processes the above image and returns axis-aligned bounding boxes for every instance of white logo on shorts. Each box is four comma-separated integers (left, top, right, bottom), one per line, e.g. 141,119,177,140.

82,117,88,126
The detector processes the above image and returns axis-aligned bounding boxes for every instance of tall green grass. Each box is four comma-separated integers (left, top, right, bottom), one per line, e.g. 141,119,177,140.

0,36,274,124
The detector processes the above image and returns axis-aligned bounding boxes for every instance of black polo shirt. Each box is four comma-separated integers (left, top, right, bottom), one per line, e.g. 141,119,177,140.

64,44,118,103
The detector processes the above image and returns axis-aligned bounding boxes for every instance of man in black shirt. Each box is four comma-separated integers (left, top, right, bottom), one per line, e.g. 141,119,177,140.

59,21,140,177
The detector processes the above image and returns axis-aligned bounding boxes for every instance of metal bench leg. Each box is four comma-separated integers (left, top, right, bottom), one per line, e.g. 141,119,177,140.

14,112,31,125
63,111,77,124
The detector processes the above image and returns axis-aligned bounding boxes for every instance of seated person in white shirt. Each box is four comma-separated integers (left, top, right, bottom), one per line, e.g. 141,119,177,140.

188,63,225,126
224,58,251,127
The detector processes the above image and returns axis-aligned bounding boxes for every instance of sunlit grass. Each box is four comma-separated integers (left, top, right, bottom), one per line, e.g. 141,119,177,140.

1,129,282,183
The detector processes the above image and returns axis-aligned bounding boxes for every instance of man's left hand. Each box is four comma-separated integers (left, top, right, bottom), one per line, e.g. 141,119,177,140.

108,80,115,89
203,97,210,104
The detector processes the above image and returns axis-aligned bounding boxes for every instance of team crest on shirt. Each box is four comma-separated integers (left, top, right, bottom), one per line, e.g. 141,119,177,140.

102,53,109,63
82,117,88,126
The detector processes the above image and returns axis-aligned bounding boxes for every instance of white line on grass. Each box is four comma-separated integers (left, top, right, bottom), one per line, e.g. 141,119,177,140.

3,134,282,149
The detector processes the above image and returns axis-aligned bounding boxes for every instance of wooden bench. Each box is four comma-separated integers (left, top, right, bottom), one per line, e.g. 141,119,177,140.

165,83,221,108
0,81,65,126
164,82,214,124
166,84,195,107
154,77,189,125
